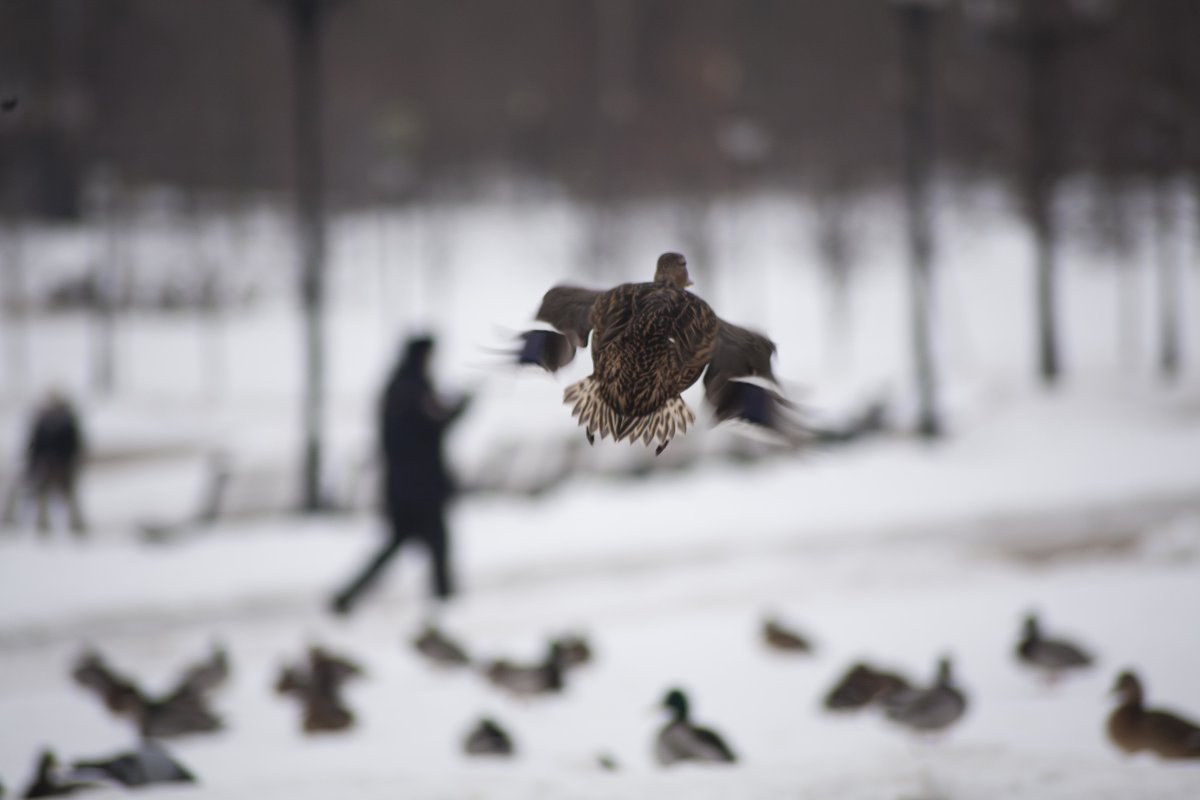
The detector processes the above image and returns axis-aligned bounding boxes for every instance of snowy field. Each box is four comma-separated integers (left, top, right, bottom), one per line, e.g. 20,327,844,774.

2,189,1200,798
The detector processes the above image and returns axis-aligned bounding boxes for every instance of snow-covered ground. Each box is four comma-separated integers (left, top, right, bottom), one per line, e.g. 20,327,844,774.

2,189,1200,797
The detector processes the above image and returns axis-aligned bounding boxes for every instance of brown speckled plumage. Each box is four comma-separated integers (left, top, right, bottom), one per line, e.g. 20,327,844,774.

522,252,795,453
1108,671,1200,759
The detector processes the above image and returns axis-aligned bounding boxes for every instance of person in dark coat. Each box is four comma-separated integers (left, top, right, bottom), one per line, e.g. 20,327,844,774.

330,336,470,615
6,391,87,535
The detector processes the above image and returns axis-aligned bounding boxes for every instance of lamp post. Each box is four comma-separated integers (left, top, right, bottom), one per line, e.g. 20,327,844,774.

964,0,1116,387
892,0,944,438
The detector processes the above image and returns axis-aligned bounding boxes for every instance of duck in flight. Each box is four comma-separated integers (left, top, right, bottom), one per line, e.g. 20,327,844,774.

517,252,798,455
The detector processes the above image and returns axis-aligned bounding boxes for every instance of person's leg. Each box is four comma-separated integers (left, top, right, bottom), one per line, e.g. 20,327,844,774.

330,520,406,614
1,473,24,528
64,467,86,536
422,507,454,600
33,470,51,536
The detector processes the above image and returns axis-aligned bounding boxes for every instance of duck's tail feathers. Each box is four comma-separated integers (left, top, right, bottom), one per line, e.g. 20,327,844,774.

563,377,694,452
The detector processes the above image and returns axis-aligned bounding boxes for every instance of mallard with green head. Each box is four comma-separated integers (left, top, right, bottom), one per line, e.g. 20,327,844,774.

517,252,798,455
655,688,737,766
1108,670,1200,759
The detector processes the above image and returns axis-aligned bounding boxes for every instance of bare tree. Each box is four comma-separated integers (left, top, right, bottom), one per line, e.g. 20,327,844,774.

276,0,338,512
895,0,942,437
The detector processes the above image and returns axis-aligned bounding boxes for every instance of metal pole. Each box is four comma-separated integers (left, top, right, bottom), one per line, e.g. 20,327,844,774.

898,2,941,437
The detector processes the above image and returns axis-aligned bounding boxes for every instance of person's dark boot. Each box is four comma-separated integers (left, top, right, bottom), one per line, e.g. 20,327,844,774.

329,594,354,617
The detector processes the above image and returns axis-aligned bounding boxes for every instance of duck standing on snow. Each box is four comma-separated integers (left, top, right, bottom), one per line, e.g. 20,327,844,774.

762,616,814,654
1107,670,1200,760
462,717,515,757
655,688,737,766
822,662,912,711
411,623,472,668
1015,612,1093,683
517,252,799,455
69,740,195,788
884,657,967,735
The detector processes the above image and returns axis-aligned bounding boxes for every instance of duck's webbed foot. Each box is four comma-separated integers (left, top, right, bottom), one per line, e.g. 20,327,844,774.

654,439,670,456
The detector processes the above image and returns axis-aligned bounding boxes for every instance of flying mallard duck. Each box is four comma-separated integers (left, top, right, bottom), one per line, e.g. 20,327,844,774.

517,252,797,455
20,749,98,798
655,688,737,766
274,645,364,734
463,717,516,757
883,657,967,735
1107,670,1200,760
1015,612,1094,683
70,647,225,738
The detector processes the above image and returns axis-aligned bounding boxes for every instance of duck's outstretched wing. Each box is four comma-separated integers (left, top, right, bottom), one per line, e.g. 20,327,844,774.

516,286,602,372
703,319,802,441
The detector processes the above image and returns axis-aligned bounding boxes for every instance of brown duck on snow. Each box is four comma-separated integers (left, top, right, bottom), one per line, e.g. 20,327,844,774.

517,252,799,455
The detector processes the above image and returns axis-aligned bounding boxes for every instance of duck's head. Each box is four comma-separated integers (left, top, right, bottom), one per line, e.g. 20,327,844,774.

661,688,690,720
36,748,58,777
1020,612,1041,641
1111,670,1143,705
654,252,693,288
935,656,955,686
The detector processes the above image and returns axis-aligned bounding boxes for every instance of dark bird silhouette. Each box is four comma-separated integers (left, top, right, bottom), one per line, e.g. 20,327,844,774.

19,750,96,798
823,662,912,711
482,642,566,698
517,252,799,455
1015,613,1093,683
70,648,224,738
884,657,968,735
275,645,363,733
463,717,515,757
411,623,471,668
549,633,593,669
69,741,195,788
1107,671,1200,760
655,688,737,766
174,642,230,696
762,617,814,654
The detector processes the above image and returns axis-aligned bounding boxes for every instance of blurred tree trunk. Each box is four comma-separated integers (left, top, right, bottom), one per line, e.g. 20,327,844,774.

91,174,123,398
285,0,331,513
812,188,859,373
1149,0,1187,382
1152,177,1183,380
1,218,28,401
1023,33,1063,387
897,1,941,438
